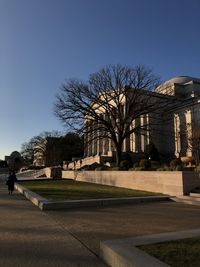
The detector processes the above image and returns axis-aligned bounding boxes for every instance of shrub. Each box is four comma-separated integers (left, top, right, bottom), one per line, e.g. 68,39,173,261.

195,166,200,171
89,162,102,170
190,158,196,165
157,167,165,171
133,162,139,168
139,159,151,170
175,165,183,171
183,166,195,171
79,163,102,170
95,165,110,171
150,160,160,170
95,167,102,171
170,158,182,169
78,165,90,170
157,166,172,171
134,167,144,171
120,160,131,170
103,165,111,170
111,166,123,171
145,143,159,161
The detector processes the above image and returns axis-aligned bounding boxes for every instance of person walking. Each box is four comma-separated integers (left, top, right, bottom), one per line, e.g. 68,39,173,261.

6,171,17,195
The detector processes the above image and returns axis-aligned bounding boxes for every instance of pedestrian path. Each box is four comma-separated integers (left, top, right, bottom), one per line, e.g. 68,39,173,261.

0,183,107,267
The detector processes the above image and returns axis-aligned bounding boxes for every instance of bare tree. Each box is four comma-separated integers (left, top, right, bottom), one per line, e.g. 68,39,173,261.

54,64,178,166
21,140,35,164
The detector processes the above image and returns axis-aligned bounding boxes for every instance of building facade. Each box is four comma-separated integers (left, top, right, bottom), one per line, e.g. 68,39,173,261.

33,137,63,167
82,76,200,165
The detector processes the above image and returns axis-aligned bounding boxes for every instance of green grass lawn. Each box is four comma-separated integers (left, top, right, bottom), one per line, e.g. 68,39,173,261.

139,237,200,267
19,179,161,201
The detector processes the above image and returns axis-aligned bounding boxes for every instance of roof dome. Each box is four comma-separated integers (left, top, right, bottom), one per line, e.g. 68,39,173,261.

164,76,200,85
10,151,21,157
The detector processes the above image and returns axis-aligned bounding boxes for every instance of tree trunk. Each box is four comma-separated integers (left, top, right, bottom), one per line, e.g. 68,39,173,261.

115,142,123,167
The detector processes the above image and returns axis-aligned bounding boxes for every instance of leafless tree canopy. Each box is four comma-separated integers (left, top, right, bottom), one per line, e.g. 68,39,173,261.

54,64,177,165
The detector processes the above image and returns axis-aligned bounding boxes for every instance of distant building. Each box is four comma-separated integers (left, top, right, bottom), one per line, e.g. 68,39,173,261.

33,137,62,167
0,160,8,168
5,151,23,170
33,134,84,167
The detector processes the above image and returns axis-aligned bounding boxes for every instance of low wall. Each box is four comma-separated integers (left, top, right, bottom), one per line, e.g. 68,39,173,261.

44,167,52,178
44,167,62,179
62,170,200,196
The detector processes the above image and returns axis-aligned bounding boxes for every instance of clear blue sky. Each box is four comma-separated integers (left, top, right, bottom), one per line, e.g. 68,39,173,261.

0,0,200,160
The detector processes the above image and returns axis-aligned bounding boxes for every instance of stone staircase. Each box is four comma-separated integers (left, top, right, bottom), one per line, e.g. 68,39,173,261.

171,188,200,206
16,169,46,180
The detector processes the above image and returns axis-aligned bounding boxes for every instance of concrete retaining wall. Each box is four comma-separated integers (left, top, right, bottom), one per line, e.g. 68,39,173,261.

44,167,52,178
62,170,200,196
44,167,62,179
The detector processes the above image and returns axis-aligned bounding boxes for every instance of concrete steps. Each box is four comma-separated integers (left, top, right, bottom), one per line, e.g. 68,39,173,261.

171,193,200,206
190,192,200,197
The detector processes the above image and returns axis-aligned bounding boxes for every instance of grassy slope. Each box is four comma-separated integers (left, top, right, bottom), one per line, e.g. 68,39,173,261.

19,180,161,200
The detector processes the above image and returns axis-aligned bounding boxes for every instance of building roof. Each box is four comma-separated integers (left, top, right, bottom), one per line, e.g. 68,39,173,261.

164,76,200,85
10,151,21,157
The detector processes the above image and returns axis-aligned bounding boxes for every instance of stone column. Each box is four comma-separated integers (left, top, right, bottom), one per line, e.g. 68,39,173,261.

179,112,187,156
85,121,89,157
135,118,141,152
91,120,97,156
174,114,180,157
89,122,93,156
146,114,150,146
130,120,136,152
141,115,148,152
107,138,112,156
102,114,106,155
185,110,192,157
96,125,100,156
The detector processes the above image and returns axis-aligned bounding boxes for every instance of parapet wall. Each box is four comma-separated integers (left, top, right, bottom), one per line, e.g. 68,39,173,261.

62,170,200,196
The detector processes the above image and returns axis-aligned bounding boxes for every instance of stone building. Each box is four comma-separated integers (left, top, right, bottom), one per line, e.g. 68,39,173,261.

34,134,84,167
33,137,62,167
82,76,200,166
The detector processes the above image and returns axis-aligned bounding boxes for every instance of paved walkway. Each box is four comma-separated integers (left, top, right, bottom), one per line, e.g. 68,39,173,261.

0,183,107,267
46,200,200,255
2,178,200,266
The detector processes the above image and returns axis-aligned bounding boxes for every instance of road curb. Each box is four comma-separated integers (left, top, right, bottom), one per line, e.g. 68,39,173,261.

100,228,200,267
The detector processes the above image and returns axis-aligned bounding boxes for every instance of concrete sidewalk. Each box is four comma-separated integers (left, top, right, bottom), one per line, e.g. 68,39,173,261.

0,183,107,267
46,199,200,256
